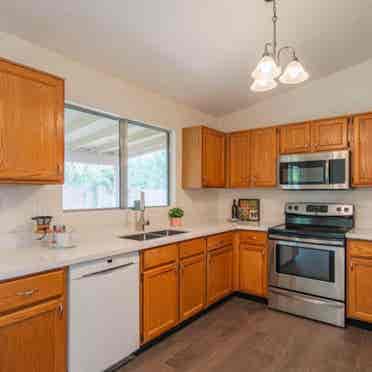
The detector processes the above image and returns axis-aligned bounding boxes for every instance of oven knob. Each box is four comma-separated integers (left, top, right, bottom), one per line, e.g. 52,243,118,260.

337,207,342,212
344,207,349,213
288,205,292,210
294,206,299,211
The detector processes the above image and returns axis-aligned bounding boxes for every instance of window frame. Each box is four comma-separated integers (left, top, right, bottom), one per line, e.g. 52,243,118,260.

63,103,171,212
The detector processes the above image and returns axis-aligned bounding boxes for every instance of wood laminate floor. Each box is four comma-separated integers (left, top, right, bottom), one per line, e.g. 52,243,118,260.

118,297,372,372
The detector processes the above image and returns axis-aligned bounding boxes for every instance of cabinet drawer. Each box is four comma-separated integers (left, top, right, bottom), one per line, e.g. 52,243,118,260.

179,239,205,259
0,269,65,314
349,240,372,258
239,231,267,245
142,244,178,271
207,232,233,251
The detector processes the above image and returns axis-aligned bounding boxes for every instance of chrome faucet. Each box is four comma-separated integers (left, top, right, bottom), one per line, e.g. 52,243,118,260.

133,192,150,232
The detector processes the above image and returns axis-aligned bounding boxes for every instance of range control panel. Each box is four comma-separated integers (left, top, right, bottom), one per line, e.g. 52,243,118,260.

285,203,354,217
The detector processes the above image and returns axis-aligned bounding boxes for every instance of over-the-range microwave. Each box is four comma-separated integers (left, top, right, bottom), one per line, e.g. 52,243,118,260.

279,150,350,190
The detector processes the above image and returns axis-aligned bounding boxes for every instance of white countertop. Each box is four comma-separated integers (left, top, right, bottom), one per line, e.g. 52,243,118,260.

346,228,372,241
0,221,272,281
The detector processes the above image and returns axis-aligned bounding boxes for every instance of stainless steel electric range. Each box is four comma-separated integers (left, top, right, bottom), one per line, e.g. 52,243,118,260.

268,202,354,327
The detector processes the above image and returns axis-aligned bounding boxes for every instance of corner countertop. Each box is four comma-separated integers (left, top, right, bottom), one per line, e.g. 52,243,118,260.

346,228,372,241
0,221,274,282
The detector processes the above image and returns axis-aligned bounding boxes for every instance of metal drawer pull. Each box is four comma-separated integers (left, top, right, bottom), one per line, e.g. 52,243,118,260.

16,288,39,297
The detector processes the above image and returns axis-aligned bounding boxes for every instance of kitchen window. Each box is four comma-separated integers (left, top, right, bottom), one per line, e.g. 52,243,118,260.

63,105,170,210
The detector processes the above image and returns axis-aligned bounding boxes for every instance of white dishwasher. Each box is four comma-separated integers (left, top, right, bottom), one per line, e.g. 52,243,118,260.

68,252,139,372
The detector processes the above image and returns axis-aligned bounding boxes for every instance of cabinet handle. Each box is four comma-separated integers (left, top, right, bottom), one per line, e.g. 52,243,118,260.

350,262,354,271
57,164,63,174
58,303,64,318
262,250,265,256
16,288,38,297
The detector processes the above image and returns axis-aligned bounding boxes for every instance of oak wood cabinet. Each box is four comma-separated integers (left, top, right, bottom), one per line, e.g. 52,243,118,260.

250,127,278,187
206,245,233,306
0,269,67,372
311,117,349,152
0,58,64,184
347,240,372,323
352,113,372,187
180,254,206,321
279,117,349,155
182,126,226,188
142,262,179,343
279,122,311,154
238,231,268,298
227,131,251,188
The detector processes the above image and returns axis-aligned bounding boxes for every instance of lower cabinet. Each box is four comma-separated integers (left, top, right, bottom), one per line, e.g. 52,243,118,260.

142,263,179,343
347,240,372,323
239,243,267,297
206,245,233,306
180,253,206,321
238,231,268,298
0,269,67,372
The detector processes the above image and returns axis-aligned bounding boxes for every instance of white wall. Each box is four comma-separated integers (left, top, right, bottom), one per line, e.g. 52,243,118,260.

0,33,219,242
216,58,372,228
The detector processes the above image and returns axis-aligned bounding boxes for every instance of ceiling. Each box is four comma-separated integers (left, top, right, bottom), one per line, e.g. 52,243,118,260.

2,1,372,116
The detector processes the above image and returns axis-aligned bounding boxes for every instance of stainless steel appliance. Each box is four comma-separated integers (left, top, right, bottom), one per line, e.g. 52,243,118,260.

268,202,354,327
279,150,350,190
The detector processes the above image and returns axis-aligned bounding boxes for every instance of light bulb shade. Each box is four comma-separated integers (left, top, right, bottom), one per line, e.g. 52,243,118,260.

251,55,282,81
250,79,277,92
279,59,309,84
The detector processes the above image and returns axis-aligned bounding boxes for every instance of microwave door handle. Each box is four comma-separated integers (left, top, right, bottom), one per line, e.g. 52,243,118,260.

325,160,330,185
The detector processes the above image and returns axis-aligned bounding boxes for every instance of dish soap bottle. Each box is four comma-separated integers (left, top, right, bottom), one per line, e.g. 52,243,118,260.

231,199,239,220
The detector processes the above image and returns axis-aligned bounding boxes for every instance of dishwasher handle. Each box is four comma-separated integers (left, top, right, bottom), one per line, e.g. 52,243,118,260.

78,262,136,279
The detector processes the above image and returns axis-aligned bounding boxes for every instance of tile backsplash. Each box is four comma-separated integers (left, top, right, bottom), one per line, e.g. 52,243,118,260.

217,188,372,229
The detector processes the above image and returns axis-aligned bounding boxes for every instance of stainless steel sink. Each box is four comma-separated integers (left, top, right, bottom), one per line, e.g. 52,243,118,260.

151,229,187,237
119,230,187,241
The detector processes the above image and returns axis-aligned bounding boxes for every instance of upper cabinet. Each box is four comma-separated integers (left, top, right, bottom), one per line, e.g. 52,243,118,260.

251,127,278,187
279,122,311,154
226,131,251,188
0,58,64,184
279,117,349,155
352,113,372,187
311,117,349,152
182,126,226,188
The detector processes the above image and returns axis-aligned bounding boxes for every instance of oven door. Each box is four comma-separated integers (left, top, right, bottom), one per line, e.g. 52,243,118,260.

269,238,345,301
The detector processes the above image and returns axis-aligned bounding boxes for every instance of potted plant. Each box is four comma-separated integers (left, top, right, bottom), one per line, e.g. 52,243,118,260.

168,207,184,227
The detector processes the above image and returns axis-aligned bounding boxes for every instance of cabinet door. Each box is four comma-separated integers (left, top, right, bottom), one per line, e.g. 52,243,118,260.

202,127,226,187
180,254,206,321
227,132,251,188
279,122,311,154
206,246,233,306
142,263,178,343
0,59,64,183
239,243,267,297
0,299,66,372
352,113,372,186
311,117,348,152
251,127,278,187
348,256,372,322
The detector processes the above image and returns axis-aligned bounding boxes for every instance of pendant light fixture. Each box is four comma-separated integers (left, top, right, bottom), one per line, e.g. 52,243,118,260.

251,0,309,92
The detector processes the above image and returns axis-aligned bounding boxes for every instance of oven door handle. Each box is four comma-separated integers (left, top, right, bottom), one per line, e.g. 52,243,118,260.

272,239,341,252
325,159,330,185
269,236,343,249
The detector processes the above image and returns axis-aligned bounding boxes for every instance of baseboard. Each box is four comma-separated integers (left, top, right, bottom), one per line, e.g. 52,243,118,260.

347,318,372,331
235,291,268,305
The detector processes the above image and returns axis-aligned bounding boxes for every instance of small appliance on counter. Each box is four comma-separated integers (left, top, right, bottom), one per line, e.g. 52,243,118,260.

31,215,52,240
268,202,354,327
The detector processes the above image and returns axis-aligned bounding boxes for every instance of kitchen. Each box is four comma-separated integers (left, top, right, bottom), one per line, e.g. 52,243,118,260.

1,1,372,371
